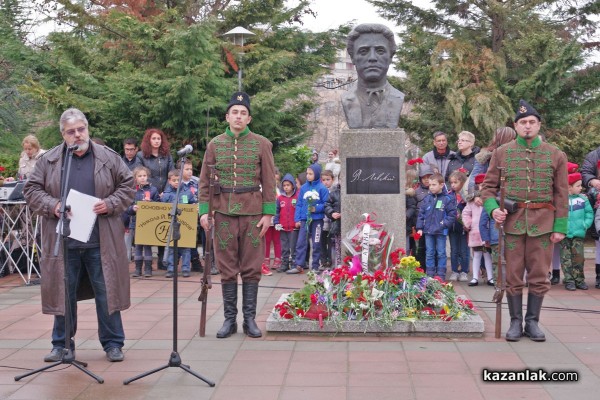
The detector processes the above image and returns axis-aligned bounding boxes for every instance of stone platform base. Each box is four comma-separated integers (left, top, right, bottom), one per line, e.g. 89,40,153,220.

266,294,485,337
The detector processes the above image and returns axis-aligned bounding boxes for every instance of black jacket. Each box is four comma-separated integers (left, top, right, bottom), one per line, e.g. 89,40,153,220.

324,185,341,235
445,147,480,182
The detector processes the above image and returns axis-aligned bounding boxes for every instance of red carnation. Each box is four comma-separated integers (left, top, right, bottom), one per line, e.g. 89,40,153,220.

412,231,422,241
457,167,468,174
0,166,5,172
407,158,424,166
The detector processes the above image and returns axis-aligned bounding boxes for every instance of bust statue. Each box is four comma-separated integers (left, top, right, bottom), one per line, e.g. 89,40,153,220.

341,23,404,129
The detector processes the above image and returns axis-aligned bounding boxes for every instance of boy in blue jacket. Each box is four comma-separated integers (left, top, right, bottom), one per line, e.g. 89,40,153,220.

162,169,198,278
416,173,456,280
288,163,330,274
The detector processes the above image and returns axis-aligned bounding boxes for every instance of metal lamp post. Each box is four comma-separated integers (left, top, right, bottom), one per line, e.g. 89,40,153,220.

222,26,255,91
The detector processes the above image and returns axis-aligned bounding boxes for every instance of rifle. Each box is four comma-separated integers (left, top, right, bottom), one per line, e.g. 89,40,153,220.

198,165,216,337
492,166,506,339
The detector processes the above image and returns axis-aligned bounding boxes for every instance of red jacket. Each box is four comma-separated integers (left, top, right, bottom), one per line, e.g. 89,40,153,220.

274,174,299,231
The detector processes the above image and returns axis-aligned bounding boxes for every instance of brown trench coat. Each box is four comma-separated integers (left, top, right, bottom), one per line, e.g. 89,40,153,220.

24,141,134,315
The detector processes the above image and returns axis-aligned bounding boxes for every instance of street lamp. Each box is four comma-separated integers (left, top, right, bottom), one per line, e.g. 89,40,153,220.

222,26,255,92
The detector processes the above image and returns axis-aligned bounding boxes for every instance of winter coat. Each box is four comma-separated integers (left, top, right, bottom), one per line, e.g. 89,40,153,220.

324,185,341,235
445,147,479,182
405,188,418,232
582,147,600,189
18,149,46,179
416,187,457,236
447,190,467,233
295,163,330,222
422,147,455,179
468,148,493,191
274,173,298,231
127,183,160,229
415,183,429,209
462,201,485,247
24,141,134,315
479,209,499,246
566,194,593,239
161,182,198,204
137,151,174,193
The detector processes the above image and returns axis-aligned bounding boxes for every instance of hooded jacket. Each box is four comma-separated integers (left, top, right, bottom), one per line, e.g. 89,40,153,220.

566,194,594,239
416,185,457,236
295,163,330,222
274,173,298,231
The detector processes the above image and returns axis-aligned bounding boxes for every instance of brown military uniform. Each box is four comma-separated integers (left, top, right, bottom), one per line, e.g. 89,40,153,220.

199,127,276,283
481,136,568,296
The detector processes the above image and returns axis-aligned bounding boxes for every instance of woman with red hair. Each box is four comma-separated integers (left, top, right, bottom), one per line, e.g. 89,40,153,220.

138,128,174,271
138,128,174,193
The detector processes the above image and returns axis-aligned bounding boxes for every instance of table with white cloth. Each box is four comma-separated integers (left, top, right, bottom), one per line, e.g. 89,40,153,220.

0,200,41,284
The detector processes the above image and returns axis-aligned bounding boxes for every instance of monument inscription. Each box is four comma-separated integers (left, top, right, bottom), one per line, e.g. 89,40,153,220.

346,157,400,194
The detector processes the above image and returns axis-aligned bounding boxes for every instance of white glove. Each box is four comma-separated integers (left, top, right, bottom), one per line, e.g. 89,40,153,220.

275,224,283,231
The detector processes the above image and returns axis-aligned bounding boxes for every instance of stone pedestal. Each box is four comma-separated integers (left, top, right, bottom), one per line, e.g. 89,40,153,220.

340,129,406,251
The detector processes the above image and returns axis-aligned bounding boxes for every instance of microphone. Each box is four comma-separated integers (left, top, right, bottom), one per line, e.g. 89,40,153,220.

67,144,79,151
177,144,193,156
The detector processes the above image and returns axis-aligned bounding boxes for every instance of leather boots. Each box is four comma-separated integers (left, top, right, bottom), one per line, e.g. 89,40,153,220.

242,282,262,338
505,294,523,342
216,282,238,338
524,293,546,342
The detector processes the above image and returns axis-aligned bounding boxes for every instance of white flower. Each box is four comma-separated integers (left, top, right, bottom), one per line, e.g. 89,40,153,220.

369,287,384,300
368,238,381,246
303,190,320,201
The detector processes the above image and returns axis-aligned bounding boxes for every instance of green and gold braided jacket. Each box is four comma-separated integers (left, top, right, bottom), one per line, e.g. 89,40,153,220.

199,126,276,216
481,136,568,236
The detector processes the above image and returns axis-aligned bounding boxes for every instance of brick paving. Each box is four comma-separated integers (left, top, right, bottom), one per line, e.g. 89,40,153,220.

0,258,599,400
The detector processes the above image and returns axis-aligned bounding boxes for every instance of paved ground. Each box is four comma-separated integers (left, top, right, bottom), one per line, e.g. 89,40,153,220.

0,258,599,400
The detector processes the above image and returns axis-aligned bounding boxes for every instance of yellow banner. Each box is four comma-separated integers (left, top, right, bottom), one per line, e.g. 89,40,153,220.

134,201,198,248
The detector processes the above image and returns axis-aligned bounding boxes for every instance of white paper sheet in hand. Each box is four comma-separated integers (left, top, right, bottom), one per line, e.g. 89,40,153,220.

56,189,100,243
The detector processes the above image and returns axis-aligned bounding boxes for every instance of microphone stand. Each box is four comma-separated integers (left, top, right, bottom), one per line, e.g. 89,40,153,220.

15,145,104,383
124,154,214,386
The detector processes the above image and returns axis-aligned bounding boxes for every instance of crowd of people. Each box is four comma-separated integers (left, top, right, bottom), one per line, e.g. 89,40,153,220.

5,94,600,355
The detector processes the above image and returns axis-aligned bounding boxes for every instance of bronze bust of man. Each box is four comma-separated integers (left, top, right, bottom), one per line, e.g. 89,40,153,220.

342,23,404,129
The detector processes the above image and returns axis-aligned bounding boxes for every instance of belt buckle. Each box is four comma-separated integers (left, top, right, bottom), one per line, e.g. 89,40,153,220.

524,200,531,209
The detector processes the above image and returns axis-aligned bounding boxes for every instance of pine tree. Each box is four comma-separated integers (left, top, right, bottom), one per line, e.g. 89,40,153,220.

370,0,600,156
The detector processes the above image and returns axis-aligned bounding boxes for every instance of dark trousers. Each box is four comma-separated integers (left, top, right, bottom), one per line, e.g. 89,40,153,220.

320,229,331,265
280,230,298,267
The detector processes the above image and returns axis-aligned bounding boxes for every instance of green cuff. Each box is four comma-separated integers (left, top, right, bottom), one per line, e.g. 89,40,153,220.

199,202,209,215
483,198,500,217
552,217,568,234
262,202,276,215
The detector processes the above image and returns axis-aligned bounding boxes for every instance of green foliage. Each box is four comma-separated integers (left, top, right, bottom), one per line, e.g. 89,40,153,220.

274,145,312,177
371,0,600,160
0,153,20,178
10,0,340,165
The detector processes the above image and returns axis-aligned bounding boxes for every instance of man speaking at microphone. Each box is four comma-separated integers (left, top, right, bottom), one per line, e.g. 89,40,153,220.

24,108,134,362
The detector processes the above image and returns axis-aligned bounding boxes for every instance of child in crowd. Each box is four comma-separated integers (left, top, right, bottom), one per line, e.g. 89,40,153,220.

274,173,299,273
262,174,283,276
179,159,203,273
479,201,498,287
319,170,335,271
416,173,456,280
288,163,329,274
325,177,342,268
462,174,493,286
447,170,470,281
561,166,594,290
295,171,310,265
415,164,432,266
405,168,419,255
127,166,160,277
161,169,197,278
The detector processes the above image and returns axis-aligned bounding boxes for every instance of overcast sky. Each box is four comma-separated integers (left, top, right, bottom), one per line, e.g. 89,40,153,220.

295,0,395,32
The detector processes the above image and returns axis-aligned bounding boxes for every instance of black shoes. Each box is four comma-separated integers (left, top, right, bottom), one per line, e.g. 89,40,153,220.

565,282,576,291
44,348,71,362
106,347,124,362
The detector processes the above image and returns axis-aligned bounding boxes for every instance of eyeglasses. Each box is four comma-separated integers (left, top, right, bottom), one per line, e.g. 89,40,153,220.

64,126,87,136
